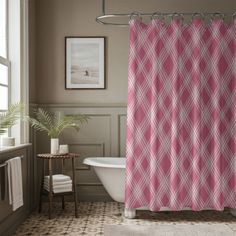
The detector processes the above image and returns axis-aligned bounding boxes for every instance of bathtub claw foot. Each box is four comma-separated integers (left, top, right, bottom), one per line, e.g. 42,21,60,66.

230,209,236,217
124,208,136,219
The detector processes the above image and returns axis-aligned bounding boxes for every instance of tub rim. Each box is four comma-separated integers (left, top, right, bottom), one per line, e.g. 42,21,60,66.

83,157,125,169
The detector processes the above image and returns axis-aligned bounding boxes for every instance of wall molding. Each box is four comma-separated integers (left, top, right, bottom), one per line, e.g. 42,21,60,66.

30,102,127,108
77,182,102,186
73,114,112,157
68,142,105,170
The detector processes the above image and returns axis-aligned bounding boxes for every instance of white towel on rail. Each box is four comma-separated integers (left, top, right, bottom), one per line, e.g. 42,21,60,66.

6,157,23,211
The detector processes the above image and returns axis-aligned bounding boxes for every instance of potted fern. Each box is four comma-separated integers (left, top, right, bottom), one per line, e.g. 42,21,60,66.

0,103,24,146
28,108,88,154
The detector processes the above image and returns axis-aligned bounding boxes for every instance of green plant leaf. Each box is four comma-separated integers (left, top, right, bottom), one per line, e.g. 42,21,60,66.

0,103,24,135
28,108,89,138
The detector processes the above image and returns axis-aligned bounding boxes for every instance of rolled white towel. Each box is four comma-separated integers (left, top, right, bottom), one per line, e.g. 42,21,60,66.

44,183,72,189
52,188,72,193
44,174,71,183
44,185,72,191
44,180,72,187
44,185,72,193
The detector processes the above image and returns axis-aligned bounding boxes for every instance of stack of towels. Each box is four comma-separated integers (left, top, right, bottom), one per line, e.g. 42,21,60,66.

44,174,72,193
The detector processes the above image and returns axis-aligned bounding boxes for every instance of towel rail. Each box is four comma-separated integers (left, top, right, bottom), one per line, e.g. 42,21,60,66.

0,156,24,168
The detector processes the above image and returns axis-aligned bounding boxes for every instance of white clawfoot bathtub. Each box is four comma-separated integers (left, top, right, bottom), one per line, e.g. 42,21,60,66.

83,157,236,219
83,157,126,203
83,157,136,218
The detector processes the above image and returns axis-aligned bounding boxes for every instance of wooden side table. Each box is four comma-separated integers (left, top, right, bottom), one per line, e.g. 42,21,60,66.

37,153,79,219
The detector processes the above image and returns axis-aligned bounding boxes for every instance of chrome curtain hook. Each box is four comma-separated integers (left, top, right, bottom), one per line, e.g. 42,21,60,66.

191,12,205,21
171,13,184,22
151,12,164,21
211,12,225,21
130,11,142,21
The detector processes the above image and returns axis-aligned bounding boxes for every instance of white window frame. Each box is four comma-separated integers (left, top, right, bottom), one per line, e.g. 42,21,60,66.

0,0,10,115
8,0,29,144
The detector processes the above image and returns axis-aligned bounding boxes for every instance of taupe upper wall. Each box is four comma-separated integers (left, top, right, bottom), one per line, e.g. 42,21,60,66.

29,0,36,103
30,0,236,104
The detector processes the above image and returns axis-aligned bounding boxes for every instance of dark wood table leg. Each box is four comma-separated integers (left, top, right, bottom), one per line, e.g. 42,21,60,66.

72,157,78,218
38,159,45,213
61,159,65,210
49,158,53,219
62,196,65,209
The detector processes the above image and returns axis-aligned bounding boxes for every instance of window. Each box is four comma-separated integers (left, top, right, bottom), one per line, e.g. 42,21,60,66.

0,0,29,144
0,0,10,114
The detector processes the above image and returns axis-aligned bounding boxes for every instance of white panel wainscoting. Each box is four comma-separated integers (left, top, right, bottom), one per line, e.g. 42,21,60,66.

30,103,127,201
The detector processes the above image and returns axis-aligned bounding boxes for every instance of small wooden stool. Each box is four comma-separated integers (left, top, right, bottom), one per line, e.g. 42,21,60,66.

37,153,79,219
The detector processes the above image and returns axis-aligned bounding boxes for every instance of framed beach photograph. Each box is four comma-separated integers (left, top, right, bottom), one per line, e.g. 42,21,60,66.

65,37,105,89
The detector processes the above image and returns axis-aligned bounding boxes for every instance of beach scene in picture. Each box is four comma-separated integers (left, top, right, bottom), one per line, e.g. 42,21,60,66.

71,43,99,85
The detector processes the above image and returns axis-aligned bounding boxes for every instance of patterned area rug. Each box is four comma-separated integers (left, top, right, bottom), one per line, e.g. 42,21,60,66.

104,224,235,236
14,202,236,235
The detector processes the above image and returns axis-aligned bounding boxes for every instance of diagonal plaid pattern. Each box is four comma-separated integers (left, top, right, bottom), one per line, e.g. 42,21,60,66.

125,18,236,211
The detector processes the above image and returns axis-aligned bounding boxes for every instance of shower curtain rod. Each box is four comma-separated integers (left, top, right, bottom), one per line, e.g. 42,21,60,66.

96,0,236,26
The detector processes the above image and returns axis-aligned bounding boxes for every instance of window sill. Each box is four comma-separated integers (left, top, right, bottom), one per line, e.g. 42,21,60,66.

0,143,31,154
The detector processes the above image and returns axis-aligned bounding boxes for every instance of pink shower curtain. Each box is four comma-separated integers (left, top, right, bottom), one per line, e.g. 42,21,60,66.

125,18,236,211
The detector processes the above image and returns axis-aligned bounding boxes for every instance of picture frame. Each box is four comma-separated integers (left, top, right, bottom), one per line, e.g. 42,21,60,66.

65,37,106,89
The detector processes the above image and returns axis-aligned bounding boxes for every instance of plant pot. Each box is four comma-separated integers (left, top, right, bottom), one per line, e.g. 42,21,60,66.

1,137,15,146
51,138,59,154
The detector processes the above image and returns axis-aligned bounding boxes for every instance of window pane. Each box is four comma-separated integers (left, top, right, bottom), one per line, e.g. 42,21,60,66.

0,63,8,85
0,85,8,110
0,113,8,136
0,0,6,58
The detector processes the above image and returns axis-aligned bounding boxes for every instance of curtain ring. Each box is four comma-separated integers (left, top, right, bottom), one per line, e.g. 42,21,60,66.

211,12,225,21
171,13,184,22
191,12,205,21
151,12,164,21
130,11,142,21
